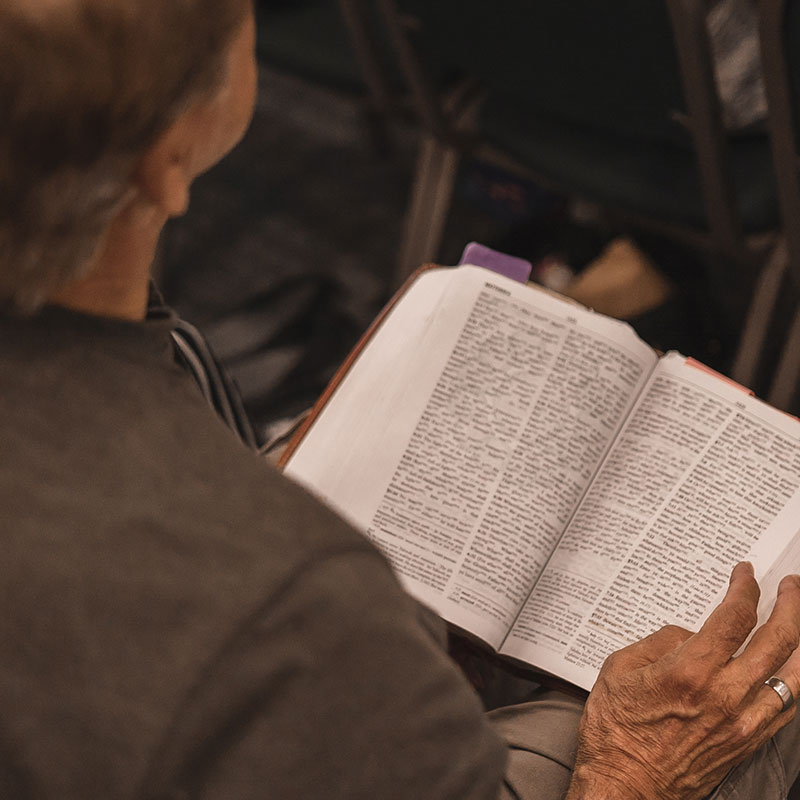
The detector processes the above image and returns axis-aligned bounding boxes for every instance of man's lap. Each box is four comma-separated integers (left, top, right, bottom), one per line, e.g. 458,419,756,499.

486,685,800,800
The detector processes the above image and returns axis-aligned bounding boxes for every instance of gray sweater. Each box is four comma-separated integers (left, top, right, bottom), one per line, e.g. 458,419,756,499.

0,307,512,798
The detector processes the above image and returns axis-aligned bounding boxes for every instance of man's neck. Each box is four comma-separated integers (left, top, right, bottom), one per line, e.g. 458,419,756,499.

50,201,167,322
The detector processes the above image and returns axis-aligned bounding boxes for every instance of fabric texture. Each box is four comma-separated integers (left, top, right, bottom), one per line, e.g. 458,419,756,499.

0,307,506,799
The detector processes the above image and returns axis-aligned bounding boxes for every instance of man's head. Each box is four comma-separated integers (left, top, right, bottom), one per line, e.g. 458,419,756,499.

0,0,255,312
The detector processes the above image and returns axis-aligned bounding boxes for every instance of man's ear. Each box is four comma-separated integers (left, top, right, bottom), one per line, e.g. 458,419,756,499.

133,119,194,218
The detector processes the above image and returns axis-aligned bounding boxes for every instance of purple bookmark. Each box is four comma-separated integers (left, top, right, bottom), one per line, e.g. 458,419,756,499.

458,242,532,284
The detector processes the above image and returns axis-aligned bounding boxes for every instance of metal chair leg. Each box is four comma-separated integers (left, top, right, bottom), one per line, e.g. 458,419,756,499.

395,134,460,285
768,303,800,411
730,239,788,389
419,144,460,265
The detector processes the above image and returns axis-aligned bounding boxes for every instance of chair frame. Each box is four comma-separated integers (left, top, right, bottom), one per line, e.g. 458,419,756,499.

667,0,748,256
354,0,800,404
337,0,398,122
739,0,800,408
759,0,800,274
372,0,774,285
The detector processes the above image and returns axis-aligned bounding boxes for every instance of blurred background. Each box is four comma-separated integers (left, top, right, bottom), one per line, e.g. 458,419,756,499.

158,0,800,441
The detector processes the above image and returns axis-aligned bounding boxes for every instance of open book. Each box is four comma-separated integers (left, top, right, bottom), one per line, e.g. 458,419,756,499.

282,264,800,691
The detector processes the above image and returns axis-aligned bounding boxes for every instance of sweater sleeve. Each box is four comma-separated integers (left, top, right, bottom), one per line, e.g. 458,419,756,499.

142,549,508,799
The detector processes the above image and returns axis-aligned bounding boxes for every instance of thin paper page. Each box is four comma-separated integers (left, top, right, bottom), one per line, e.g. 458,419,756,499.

287,266,459,528
503,353,800,689
287,266,656,648
739,485,800,637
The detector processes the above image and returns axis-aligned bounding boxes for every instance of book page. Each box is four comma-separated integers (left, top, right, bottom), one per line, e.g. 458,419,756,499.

502,353,800,689
734,484,800,642
286,265,656,648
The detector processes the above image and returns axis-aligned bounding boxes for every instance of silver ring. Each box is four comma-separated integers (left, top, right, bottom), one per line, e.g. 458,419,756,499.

765,677,795,712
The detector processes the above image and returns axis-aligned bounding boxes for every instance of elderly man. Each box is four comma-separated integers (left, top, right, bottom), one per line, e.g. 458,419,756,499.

2,1,800,798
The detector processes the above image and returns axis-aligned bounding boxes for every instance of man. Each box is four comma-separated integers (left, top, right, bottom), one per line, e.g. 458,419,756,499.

1,1,800,798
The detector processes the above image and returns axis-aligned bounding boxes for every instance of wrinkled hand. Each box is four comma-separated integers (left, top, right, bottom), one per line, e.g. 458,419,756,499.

565,562,800,800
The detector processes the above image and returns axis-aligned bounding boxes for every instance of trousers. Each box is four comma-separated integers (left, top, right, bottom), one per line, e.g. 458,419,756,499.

487,687,800,799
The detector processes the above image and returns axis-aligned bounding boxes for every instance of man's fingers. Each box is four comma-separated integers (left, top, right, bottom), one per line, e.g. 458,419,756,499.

712,574,800,739
742,626,800,728
731,574,800,686
680,562,760,666
761,693,798,739
735,674,799,744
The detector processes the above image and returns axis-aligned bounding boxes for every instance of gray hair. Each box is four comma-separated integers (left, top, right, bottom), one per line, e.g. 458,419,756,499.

0,0,250,312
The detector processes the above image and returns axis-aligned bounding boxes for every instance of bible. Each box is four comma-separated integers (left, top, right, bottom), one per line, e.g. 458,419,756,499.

282,264,800,691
